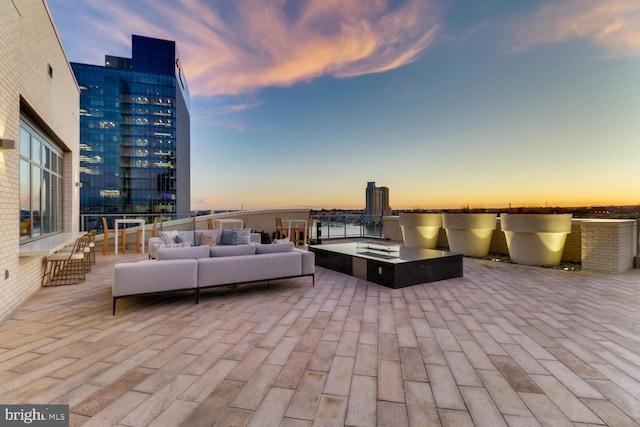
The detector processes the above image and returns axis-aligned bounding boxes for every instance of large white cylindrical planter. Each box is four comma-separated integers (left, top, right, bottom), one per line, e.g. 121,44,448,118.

442,213,497,257
501,214,572,266
399,213,442,249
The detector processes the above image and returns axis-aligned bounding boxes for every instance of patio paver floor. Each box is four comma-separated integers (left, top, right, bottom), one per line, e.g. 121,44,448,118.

1,249,640,426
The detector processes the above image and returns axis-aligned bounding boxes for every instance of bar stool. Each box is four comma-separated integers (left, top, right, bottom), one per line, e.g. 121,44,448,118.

137,217,158,252
102,217,126,255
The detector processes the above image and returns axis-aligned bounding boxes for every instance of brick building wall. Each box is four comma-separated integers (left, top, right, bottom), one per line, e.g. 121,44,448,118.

0,0,79,321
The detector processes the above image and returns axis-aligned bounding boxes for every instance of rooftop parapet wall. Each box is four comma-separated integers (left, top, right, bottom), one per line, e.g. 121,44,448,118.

384,217,635,273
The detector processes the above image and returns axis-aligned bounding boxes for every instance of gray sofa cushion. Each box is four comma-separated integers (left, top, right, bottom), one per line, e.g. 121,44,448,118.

157,245,210,260
198,252,302,287
255,242,294,254
297,249,316,275
210,245,256,257
113,259,197,297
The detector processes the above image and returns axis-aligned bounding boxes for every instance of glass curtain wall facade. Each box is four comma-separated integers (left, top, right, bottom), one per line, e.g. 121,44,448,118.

72,35,190,230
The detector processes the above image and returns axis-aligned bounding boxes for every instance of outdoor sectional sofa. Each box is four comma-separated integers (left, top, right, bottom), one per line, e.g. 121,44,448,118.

112,239,315,314
147,229,262,259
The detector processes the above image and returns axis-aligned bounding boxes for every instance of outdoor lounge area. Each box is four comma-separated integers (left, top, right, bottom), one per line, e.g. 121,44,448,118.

1,247,640,426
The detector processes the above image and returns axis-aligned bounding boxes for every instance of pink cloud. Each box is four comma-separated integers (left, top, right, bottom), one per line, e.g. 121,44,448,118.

512,0,640,57
54,0,443,97
213,101,265,114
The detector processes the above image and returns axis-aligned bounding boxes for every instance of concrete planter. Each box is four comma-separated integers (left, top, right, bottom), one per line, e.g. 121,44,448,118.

501,214,573,266
399,213,442,249
442,213,497,256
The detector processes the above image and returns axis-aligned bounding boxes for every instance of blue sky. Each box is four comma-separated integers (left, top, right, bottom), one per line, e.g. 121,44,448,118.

47,0,640,210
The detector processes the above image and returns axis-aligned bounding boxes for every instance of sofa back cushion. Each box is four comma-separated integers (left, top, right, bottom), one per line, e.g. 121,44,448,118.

157,245,210,260
178,231,195,245
255,242,294,254
210,244,256,257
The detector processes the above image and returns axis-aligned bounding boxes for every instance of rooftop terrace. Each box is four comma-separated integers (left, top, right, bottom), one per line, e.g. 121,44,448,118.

2,249,640,426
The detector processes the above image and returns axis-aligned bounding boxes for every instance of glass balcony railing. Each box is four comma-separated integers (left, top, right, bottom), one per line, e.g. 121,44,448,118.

309,214,384,241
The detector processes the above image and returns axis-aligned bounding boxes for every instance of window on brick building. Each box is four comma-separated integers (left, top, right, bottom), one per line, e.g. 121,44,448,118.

19,118,64,241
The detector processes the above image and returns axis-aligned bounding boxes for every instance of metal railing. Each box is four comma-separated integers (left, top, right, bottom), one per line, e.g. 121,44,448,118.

80,213,178,234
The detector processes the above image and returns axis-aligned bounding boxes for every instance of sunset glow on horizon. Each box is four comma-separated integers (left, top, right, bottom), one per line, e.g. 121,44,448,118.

47,0,640,211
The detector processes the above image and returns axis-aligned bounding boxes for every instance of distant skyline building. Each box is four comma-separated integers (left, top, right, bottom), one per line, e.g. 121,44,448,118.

72,35,191,227
365,182,392,219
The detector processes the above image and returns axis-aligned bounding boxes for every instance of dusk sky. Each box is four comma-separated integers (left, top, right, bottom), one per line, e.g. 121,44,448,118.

47,0,640,211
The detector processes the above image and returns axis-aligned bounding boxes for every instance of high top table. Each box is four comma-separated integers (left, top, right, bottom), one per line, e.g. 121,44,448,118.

213,219,244,230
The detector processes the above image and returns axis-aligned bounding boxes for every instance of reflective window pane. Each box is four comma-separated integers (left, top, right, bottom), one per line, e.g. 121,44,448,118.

32,137,41,164
31,167,41,237
20,160,31,239
20,127,30,157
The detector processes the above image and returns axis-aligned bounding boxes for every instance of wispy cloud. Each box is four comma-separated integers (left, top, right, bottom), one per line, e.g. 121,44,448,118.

214,101,265,114
49,0,443,97
511,0,640,57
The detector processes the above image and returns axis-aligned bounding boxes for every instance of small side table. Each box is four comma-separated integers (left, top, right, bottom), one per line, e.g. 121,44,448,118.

115,219,145,255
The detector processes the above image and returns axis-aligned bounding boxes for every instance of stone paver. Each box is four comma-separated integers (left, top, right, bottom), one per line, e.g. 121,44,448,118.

1,250,640,426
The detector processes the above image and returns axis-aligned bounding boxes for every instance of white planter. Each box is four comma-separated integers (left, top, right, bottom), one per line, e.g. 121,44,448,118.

399,213,442,249
442,213,497,257
501,214,573,266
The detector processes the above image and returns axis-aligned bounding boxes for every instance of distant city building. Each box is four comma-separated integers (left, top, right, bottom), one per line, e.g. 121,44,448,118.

365,182,392,219
72,35,191,228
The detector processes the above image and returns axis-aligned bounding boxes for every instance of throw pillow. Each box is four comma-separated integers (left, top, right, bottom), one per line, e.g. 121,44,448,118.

221,229,235,245
272,236,290,244
159,230,179,244
200,234,218,246
198,230,221,246
174,234,186,243
233,228,251,245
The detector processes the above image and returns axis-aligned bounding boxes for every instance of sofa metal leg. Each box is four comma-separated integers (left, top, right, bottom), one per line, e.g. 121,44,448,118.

195,289,199,304
112,298,117,315
312,274,315,287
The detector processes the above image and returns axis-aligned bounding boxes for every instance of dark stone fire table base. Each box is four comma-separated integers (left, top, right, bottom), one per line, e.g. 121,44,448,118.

310,242,463,289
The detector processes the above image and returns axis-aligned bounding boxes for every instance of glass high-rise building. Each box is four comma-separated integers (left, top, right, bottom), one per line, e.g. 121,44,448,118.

72,35,190,229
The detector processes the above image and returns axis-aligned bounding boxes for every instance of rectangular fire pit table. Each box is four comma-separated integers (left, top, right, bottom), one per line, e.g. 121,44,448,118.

310,241,463,289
